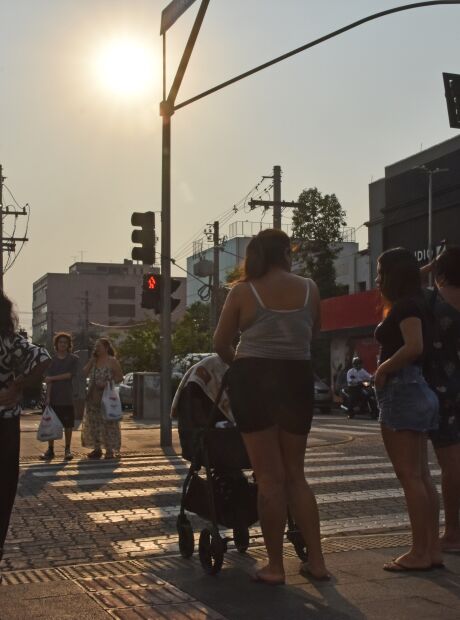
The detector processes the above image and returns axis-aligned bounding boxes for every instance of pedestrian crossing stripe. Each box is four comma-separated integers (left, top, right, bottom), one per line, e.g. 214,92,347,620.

31,459,398,479
29,453,384,476
322,423,379,433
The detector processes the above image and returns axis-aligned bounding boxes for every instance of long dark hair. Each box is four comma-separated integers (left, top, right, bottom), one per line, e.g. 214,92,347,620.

434,246,460,287
98,337,116,357
0,290,18,338
241,229,291,281
378,247,422,310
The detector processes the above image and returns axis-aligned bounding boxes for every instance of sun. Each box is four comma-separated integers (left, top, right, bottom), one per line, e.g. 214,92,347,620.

94,37,155,98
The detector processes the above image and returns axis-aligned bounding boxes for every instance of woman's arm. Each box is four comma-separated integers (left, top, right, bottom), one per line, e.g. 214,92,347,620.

83,357,95,377
375,317,423,388
213,286,241,365
110,358,124,383
45,372,72,383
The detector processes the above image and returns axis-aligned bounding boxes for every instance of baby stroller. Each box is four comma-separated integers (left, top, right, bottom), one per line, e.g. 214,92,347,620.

174,356,308,575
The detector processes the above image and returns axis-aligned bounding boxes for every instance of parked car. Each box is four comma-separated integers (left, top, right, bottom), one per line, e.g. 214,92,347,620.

313,375,333,414
119,372,134,408
171,353,213,382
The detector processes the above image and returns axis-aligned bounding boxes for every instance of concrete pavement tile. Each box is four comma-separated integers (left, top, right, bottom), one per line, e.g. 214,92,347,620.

358,596,459,620
0,582,109,620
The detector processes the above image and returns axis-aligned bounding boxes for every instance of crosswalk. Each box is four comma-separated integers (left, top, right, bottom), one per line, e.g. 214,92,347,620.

14,435,443,562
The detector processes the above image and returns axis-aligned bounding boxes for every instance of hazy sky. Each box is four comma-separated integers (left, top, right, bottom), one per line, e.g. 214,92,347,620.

1,0,459,332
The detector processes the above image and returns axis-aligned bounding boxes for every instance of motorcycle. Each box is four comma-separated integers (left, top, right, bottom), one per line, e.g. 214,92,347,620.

341,380,378,419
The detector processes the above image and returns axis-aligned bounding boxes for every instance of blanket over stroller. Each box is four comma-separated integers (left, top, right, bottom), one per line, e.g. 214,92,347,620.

170,354,235,424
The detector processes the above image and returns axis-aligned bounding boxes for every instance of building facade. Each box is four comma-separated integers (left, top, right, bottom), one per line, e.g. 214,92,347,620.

32,260,186,348
186,222,370,307
368,134,460,283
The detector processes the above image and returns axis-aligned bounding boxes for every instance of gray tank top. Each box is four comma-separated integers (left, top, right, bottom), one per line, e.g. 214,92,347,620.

236,280,314,361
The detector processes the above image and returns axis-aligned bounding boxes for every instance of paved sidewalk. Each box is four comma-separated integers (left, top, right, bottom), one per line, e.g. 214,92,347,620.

1,539,460,619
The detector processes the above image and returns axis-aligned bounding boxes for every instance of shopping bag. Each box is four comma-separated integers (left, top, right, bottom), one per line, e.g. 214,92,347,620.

101,382,123,421
37,406,64,442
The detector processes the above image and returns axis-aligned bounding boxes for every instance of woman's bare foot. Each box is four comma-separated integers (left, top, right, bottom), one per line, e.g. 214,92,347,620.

300,561,330,581
252,564,285,586
392,551,431,570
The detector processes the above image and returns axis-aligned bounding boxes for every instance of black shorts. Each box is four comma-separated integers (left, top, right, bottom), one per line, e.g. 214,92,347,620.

51,404,75,429
227,357,314,435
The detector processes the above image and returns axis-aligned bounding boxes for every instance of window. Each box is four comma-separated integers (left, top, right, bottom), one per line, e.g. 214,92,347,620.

108,304,136,318
108,286,135,300
358,281,367,292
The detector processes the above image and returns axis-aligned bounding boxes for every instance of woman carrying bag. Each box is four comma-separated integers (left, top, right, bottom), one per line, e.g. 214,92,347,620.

81,338,123,459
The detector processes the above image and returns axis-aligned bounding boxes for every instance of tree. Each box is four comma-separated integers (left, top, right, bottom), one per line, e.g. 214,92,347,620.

172,302,213,357
115,319,161,372
291,187,347,299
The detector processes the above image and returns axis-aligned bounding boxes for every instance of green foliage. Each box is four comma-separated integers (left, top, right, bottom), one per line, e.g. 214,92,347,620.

172,302,213,357
115,319,161,372
292,187,347,299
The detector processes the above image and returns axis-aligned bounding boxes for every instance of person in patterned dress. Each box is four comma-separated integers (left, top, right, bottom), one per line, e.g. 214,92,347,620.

0,290,50,580
81,337,123,459
424,247,460,552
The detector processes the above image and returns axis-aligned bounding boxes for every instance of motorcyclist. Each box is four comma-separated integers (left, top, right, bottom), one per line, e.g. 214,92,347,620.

344,357,372,418
346,357,372,386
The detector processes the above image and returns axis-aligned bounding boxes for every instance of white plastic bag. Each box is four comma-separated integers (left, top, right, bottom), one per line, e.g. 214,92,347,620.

101,382,123,421
37,406,64,442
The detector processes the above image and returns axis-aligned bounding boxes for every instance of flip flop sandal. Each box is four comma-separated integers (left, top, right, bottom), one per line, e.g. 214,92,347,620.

383,560,432,572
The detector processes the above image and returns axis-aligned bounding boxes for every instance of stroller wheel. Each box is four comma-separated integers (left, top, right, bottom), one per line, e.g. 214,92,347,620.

198,528,225,575
177,515,194,559
287,528,308,562
233,526,250,553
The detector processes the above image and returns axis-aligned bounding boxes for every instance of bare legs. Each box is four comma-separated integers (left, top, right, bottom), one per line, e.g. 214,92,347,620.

381,426,440,567
435,444,460,550
241,426,327,584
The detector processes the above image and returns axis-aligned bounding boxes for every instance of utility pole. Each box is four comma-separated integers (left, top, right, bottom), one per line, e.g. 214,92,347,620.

211,220,220,330
273,165,282,230
249,165,301,228
0,164,29,290
83,290,89,350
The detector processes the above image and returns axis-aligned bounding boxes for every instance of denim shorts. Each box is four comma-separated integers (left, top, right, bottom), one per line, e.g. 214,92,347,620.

376,365,439,432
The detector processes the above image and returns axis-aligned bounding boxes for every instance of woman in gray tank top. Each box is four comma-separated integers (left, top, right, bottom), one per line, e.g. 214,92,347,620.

214,229,329,584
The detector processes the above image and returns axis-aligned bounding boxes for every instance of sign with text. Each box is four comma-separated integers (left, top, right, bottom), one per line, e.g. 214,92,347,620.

160,0,198,34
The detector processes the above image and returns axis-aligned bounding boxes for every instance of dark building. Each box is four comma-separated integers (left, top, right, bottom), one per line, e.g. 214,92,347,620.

367,134,460,283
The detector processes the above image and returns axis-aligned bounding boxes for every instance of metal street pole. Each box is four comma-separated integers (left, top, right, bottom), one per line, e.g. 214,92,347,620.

273,165,281,230
0,165,3,290
211,220,220,329
159,0,210,448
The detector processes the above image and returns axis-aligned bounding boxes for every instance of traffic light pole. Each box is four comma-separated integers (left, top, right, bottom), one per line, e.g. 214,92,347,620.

160,0,210,447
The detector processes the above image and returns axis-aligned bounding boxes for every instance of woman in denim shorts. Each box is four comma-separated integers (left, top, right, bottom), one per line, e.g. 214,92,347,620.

374,248,440,572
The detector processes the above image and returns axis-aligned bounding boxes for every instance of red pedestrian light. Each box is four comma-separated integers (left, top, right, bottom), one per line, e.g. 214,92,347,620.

148,276,157,290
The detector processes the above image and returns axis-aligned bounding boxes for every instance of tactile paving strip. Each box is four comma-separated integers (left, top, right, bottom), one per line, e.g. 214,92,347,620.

0,567,67,586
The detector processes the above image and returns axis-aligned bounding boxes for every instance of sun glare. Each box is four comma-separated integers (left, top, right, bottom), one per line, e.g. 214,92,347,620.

94,37,155,98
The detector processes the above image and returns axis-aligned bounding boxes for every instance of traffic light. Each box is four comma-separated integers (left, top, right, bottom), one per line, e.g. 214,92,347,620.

140,274,181,314
131,212,155,265
443,73,460,129
141,273,161,313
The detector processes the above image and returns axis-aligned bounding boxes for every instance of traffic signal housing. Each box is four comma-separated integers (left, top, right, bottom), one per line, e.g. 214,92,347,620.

141,273,161,313
443,73,460,129
170,278,181,312
140,274,182,314
131,212,155,264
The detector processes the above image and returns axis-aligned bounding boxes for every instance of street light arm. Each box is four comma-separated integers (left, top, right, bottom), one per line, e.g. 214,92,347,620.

174,0,460,112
